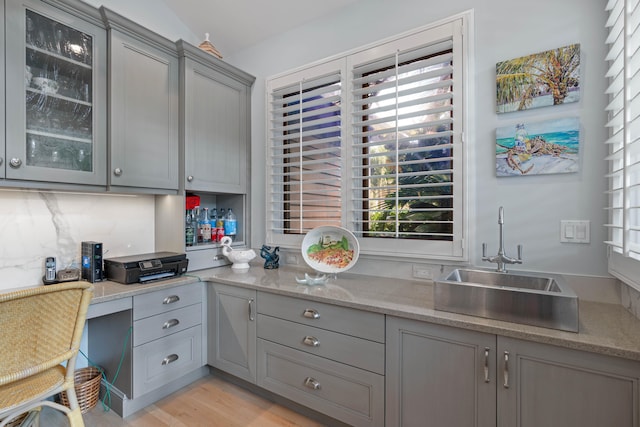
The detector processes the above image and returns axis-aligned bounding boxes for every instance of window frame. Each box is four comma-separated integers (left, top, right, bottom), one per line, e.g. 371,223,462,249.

605,0,640,290
265,11,472,262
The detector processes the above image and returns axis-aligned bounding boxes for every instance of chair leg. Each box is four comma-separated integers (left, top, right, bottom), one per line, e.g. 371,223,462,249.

61,384,85,427
18,410,39,427
66,408,84,427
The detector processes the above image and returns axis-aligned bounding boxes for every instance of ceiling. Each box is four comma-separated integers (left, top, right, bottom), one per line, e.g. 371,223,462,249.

162,0,360,57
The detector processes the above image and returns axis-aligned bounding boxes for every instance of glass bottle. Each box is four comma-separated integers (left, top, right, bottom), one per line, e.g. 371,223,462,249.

224,208,237,238
217,209,226,229
209,208,218,242
194,206,202,244
210,208,218,230
185,209,195,247
201,207,212,243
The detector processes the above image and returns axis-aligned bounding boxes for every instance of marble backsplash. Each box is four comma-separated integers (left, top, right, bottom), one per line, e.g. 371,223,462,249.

0,189,155,291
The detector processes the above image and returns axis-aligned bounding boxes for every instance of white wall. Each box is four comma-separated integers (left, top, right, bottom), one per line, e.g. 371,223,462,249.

227,0,609,279
0,0,609,291
81,0,200,46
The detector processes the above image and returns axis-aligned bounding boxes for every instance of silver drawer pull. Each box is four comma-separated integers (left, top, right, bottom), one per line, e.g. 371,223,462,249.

484,347,490,383
303,377,321,390
162,318,180,329
503,351,510,388
302,336,320,347
248,298,255,321
302,308,320,319
161,354,179,365
163,295,180,304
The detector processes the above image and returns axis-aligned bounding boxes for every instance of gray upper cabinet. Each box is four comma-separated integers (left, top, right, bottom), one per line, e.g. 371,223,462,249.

101,7,179,193
177,41,254,194
5,0,107,188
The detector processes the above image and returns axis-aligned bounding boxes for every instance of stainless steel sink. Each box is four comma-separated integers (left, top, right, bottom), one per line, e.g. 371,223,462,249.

434,268,579,332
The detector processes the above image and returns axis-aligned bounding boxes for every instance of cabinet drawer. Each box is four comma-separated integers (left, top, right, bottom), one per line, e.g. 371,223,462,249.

257,292,385,343
133,325,203,397
257,339,384,427
257,314,384,375
133,303,202,347
133,284,203,320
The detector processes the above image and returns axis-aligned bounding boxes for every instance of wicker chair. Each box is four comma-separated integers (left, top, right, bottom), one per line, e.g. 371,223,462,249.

0,281,93,427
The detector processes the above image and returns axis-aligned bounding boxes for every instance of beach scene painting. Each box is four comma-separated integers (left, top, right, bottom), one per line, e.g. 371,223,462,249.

496,44,580,113
496,117,580,176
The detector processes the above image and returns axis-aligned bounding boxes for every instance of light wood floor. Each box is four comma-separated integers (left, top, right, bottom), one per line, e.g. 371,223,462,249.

45,375,328,426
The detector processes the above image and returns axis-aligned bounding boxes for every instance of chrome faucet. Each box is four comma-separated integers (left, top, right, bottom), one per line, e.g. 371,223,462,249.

482,206,522,273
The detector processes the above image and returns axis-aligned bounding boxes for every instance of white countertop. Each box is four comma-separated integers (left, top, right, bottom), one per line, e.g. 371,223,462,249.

89,264,640,362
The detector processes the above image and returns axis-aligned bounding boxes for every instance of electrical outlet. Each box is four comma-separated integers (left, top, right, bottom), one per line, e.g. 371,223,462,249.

412,265,433,280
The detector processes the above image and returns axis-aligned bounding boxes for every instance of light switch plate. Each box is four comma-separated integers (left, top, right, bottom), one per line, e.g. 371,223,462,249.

560,220,590,243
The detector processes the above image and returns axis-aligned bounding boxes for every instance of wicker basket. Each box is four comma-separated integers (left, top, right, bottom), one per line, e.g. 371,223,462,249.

59,367,102,414
4,413,28,427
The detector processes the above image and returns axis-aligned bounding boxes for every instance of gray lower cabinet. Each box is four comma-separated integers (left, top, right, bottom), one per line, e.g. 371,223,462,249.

177,41,254,194
88,283,205,405
387,316,640,427
100,7,179,193
257,292,385,427
497,336,640,427
207,282,257,383
386,316,496,427
130,284,205,397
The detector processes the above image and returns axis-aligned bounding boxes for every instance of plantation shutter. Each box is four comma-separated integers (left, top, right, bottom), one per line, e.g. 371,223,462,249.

268,72,343,237
266,16,467,260
351,40,456,241
605,0,640,287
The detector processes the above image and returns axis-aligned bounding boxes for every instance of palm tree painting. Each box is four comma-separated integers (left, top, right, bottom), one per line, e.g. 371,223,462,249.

496,44,580,113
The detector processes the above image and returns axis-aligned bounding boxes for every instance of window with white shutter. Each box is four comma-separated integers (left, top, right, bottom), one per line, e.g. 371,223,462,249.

267,13,470,260
270,72,343,234
351,41,455,241
605,0,640,288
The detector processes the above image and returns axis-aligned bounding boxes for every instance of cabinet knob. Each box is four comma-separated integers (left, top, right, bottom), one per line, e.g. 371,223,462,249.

0,157,3,166
303,308,320,319
303,377,321,390
187,175,194,182
161,354,179,366
302,336,320,347
9,158,22,168
113,167,123,176
163,295,180,304
162,318,180,329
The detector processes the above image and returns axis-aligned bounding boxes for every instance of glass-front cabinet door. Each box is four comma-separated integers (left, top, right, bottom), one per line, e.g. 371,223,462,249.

5,0,106,186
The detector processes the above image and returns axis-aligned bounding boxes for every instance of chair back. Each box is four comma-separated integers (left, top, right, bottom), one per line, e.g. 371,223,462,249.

0,282,93,387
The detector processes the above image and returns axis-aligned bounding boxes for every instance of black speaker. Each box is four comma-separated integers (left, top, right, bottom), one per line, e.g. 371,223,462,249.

81,241,103,283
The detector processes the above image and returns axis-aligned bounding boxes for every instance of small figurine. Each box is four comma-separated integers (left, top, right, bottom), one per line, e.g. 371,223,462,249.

220,236,256,271
260,245,280,269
